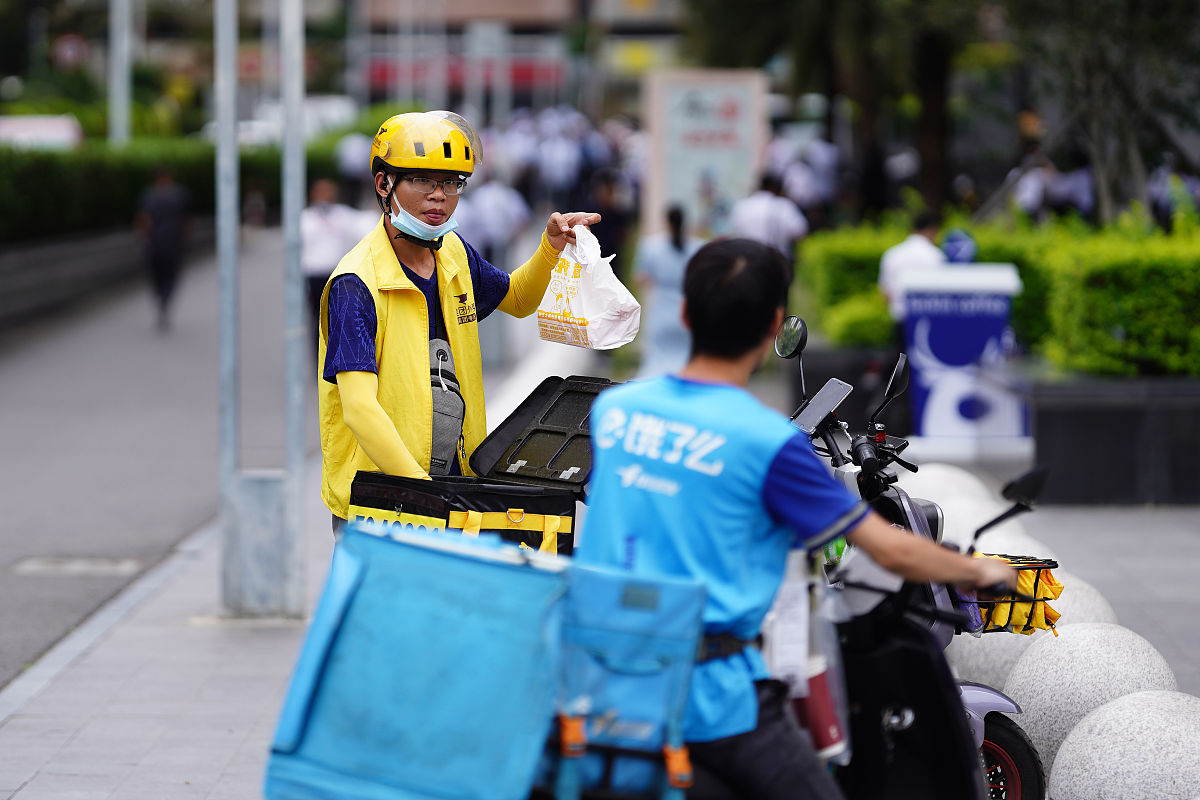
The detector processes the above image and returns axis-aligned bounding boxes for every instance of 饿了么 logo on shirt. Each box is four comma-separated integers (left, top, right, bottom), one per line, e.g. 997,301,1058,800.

596,409,725,477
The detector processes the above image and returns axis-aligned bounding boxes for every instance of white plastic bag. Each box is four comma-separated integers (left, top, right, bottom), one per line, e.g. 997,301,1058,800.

537,225,640,349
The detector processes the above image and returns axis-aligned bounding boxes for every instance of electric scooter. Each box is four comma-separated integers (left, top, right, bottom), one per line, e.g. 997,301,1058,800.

774,315,1046,800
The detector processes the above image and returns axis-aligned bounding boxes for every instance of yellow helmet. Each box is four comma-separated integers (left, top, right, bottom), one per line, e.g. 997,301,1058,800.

370,110,482,177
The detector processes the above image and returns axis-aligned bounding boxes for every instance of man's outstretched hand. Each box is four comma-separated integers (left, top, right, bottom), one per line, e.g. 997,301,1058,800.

545,211,602,251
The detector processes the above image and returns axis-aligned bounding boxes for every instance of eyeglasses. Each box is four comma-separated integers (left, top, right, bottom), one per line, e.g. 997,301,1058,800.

402,176,467,196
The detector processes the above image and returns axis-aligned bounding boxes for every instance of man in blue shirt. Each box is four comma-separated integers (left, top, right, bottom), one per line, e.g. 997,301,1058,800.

579,238,1016,799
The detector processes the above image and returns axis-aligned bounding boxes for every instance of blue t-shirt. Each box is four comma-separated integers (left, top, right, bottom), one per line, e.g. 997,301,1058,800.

578,375,867,742
322,237,511,382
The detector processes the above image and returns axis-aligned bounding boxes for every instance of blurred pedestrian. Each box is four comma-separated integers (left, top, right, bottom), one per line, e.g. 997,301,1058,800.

633,205,704,379
335,131,373,207
301,178,375,356
586,168,633,281
135,166,191,332
537,122,583,210
729,175,808,264
878,210,946,333
454,166,532,267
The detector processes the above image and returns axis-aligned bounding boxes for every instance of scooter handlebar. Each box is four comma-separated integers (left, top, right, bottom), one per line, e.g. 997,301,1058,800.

851,436,879,475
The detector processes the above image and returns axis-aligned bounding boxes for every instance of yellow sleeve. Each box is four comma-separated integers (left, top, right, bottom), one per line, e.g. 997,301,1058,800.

336,370,430,479
497,231,561,317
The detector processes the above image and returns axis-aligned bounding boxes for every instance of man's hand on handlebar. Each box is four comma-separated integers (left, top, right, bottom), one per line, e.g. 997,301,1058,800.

967,557,1019,594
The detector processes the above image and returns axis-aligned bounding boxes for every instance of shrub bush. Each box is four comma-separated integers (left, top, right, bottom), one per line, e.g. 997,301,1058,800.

795,217,1200,376
1042,233,1200,376
797,225,906,319
0,138,339,243
799,221,1062,351
821,289,895,347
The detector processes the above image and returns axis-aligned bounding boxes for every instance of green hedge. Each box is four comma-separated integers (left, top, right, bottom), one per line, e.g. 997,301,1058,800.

796,218,1199,376
1042,233,1200,376
798,221,1058,351
0,138,339,243
797,225,906,320
821,289,895,347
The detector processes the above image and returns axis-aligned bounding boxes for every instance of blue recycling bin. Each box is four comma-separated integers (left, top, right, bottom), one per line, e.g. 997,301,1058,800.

894,264,1026,457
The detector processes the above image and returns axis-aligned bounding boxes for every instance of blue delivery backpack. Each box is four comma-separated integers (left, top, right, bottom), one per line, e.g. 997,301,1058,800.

264,523,567,800
542,564,707,800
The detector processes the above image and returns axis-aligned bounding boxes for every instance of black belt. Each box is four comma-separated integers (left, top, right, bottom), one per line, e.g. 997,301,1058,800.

697,632,761,664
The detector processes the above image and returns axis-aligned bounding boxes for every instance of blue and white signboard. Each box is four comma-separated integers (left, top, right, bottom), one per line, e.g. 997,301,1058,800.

895,265,1026,457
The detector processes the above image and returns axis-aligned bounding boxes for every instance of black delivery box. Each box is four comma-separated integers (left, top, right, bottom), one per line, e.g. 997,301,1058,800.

348,375,615,556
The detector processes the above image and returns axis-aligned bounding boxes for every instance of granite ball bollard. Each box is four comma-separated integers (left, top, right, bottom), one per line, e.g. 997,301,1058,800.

1003,623,1177,772
896,462,995,504
946,570,1108,687
928,494,1011,551
946,626,1043,688
1049,690,1200,800
1049,570,1117,626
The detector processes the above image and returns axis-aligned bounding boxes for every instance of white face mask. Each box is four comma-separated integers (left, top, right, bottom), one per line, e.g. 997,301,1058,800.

386,177,459,241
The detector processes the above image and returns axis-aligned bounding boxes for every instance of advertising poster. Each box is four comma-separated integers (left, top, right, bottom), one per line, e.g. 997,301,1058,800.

642,70,768,240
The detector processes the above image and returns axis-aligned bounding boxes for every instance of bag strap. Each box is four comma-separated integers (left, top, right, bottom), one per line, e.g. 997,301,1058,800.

539,514,561,553
447,509,572,535
461,509,484,538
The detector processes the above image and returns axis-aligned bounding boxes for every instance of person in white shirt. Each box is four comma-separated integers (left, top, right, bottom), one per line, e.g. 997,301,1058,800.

877,211,946,323
335,132,373,207
301,178,376,354
729,175,809,263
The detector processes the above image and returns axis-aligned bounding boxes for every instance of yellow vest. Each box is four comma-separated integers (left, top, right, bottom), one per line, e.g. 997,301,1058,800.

318,218,486,519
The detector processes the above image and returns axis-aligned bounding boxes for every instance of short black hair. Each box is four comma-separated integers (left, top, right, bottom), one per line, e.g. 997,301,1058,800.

684,238,791,359
914,210,943,232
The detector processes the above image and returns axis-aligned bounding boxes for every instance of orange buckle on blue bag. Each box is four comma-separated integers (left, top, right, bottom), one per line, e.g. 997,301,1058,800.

559,714,586,757
663,744,693,788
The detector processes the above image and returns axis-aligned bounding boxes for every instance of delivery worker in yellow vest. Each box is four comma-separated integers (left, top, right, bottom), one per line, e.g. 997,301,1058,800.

318,110,600,528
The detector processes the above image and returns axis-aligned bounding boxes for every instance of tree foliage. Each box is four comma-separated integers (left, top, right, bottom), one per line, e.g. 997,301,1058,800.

1003,0,1200,222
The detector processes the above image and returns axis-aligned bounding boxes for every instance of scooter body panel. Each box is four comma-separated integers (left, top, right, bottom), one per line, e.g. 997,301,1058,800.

959,679,1022,749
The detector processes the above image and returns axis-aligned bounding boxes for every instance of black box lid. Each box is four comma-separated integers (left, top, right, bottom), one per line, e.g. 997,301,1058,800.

470,375,616,496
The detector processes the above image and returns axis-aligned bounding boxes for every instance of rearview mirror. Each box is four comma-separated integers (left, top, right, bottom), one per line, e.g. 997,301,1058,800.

774,316,808,359
868,353,909,425
1002,466,1049,507
968,465,1051,554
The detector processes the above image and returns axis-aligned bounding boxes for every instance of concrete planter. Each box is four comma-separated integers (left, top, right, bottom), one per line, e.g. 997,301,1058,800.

1032,375,1200,504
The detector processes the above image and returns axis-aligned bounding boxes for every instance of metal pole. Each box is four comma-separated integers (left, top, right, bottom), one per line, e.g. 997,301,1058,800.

214,0,241,603
492,24,512,130
424,5,447,110
280,0,307,616
107,0,132,144
464,23,486,124
345,0,369,108
261,0,279,106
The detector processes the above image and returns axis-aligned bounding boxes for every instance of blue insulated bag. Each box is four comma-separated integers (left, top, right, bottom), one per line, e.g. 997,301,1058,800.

264,524,567,800
549,564,706,800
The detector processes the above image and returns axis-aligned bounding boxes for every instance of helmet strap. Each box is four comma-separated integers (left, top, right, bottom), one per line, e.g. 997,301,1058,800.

376,172,395,215
393,229,444,250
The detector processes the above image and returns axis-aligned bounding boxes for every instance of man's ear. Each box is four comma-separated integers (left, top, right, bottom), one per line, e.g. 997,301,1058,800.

767,306,785,339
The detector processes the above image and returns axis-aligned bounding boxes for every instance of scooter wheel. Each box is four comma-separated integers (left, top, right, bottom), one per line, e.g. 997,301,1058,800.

980,714,1045,800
